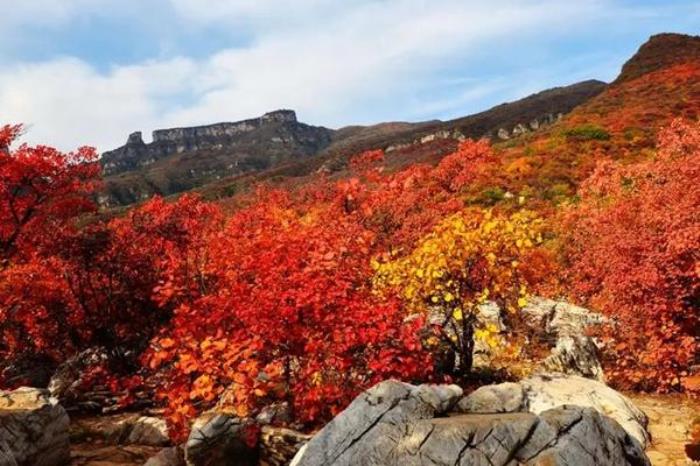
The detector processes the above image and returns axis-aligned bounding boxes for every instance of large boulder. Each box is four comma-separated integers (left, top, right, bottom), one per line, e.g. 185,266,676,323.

521,297,606,338
184,413,258,466
543,334,605,380
0,387,70,466
522,297,607,381
458,373,649,448
291,381,649,466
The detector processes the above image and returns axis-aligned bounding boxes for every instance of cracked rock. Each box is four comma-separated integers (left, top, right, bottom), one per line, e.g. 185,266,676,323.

0,387,70,466
457,374,649,448
184,413,257,466
292,383,649,466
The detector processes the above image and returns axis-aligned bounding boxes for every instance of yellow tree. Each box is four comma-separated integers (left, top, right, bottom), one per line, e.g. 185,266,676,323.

372,207,548,375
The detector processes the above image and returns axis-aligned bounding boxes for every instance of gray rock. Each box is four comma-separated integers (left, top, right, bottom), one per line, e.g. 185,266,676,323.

126,416,170,446
522,297,606,338
522,373,650,448
458,374,649,448
456,382,525,413
0,387,70,466
0,439,17,466
292,384,649,466
185,413,257,466
290,380,463,466
144,446,186,466
544,335,605,381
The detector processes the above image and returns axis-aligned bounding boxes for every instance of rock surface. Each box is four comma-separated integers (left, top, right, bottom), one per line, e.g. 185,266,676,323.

458,373,649,448
543,334,605,380
292,380,649,466
521,297,606,338
0,387,70,466
521,297,607,380
0,439,17,466
125,416,170,446
144,446,186,466
185,413,258,466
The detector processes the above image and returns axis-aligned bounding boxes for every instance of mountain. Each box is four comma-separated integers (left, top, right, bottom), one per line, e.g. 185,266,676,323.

100,81,605,206
468,32,700,203
100,33,700,207
100,110,334,205
615,33,700,83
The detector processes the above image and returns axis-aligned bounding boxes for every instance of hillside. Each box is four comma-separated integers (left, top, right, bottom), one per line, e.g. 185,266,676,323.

1,32,699,466
100,80,605,206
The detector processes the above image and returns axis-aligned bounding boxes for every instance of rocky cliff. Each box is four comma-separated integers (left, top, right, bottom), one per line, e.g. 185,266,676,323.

100,110,333,205
100,81,606,206
102,110,328,176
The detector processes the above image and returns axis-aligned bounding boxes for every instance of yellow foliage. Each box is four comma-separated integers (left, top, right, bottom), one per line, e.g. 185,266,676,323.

373,208,542,312
372,207,544,355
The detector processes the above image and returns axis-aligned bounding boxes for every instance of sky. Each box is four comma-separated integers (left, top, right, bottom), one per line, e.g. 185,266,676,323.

1,0,699,152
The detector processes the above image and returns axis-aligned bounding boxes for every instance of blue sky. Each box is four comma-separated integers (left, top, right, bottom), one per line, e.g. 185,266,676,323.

1,0,699,152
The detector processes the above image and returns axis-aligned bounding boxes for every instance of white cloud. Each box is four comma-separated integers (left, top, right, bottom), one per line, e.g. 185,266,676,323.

0,0,618,152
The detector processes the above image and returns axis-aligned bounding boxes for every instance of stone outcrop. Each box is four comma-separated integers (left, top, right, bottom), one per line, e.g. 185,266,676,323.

291,379,649,466
0,387,70,466
102,110,317,176
100,110,335,206
184,413,258,466
458,373,649,448
429,297,606,379
522,297,607,380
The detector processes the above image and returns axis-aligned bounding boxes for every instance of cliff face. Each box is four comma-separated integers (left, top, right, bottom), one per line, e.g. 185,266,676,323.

100,110,334,205
100,81,607,206
101,110,320,176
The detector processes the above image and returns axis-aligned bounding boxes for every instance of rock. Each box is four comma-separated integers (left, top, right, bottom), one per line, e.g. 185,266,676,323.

456,382,525,413
144,446,186,466
458,374,649,448
185,413,258,466
0,439,17,466
522,297,606,338
521,297,608,380
544,335,605,381
254,402,291,425
259,426,311,466
0,387,70,466
290,380,463,465
523,374,649,447
125,416,170,446
292,382,649,465
47,346,109,401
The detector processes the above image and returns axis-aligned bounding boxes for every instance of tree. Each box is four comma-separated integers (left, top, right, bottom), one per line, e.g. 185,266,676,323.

145,189,433,440
372,207,551,375
0,124,99,264
561,119,699,392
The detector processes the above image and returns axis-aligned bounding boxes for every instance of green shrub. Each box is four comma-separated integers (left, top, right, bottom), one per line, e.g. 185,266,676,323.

563,125,610,141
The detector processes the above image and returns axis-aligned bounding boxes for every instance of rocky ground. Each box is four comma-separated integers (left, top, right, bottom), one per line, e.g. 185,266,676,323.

626,393,700,466
64,392,700,466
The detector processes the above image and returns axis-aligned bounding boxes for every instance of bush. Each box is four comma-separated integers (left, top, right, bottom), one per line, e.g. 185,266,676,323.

563,124,611,141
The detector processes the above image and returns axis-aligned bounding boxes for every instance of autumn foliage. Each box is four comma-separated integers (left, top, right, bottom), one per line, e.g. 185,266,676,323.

562,119,700,392
0,107,698,441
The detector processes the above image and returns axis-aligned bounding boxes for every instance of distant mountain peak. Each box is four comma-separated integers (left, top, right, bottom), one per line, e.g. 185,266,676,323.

616,33,700,84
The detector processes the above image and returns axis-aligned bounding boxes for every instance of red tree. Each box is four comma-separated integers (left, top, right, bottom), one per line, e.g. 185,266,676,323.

562,119,699,392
